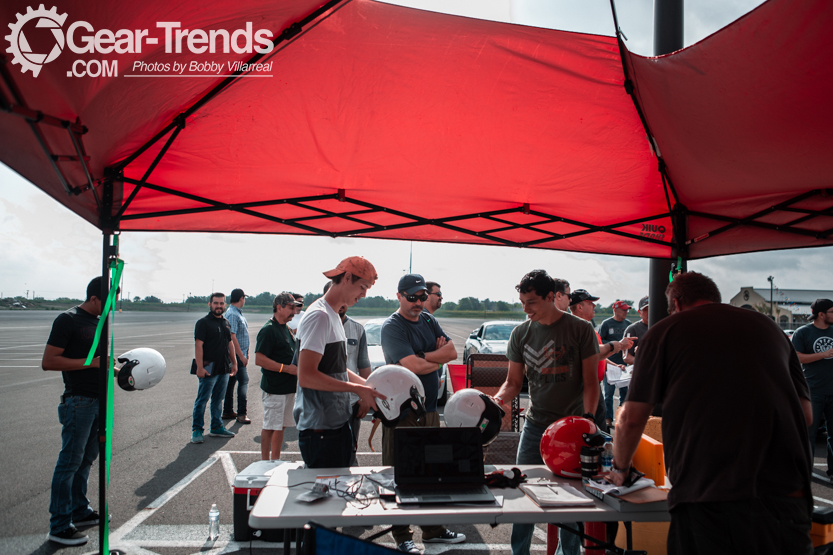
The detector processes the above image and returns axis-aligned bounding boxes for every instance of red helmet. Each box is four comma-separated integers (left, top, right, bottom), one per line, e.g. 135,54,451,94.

540,416,604,479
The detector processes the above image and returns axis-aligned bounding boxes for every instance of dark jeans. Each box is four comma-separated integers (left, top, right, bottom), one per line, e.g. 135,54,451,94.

50,396,99,534
299,421,353,469
808,392,833,472
668,498,812,555
223,365,249,416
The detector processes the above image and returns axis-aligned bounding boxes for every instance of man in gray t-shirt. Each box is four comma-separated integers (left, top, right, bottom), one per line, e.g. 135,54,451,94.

599,300,632,425
793,298,833,476
623,296,649,365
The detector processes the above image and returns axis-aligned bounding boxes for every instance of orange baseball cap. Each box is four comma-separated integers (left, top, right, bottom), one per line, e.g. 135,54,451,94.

323,256,378,284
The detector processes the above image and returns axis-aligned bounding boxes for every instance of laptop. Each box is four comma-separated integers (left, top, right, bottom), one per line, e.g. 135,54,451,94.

393,427,495,504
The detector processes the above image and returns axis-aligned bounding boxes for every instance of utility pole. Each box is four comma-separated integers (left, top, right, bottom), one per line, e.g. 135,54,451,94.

409,242,413,274
767,275,775,320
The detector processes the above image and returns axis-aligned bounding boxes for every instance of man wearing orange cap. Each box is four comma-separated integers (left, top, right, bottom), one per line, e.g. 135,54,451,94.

292,256,386,468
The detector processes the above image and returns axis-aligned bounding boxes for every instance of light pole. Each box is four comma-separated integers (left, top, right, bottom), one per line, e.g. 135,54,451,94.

767,275,775,320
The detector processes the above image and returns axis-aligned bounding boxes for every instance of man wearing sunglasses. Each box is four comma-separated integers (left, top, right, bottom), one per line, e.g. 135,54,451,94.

380,274,465,553
424,281,443,315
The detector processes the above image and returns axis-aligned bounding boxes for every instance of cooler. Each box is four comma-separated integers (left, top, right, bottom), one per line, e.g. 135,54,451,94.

233,460,289,542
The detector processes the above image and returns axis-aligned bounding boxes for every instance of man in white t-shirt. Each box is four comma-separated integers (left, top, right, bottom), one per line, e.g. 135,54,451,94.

293,256,386,468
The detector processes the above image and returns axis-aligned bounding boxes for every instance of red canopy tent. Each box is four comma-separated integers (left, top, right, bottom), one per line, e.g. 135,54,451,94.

3,0,831,262
3,1,831,550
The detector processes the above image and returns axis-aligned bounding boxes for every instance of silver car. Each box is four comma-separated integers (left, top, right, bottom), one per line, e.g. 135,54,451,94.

363,317,448,405
463,320,521,363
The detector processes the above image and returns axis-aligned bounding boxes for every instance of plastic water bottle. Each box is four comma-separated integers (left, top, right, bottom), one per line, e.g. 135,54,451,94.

600,441,614,473
208,504,220,540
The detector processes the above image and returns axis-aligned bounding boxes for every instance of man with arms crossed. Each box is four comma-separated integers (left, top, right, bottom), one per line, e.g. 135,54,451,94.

293,257,385,468
223,288,251,424
43,277,111,546
323,280,372,465
256,292,302,460
792,298,833,478
380,274,465,553
493,270,599,555
610,272,813,554
191,293,237,443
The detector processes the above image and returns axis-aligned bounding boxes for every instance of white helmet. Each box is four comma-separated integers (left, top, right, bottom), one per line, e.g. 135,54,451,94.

444,388,505,446
364,365,426,427
117,348,166,391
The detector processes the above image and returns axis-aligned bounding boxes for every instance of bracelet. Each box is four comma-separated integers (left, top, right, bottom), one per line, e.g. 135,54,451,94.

279,363,283,373
611,462,630,474
494,396,505,406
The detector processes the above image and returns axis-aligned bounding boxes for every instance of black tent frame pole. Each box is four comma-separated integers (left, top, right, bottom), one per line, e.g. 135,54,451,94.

98,181,115,554
648,0,684,329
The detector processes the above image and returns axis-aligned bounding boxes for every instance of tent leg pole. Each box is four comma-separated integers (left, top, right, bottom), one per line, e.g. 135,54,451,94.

98,232,111,554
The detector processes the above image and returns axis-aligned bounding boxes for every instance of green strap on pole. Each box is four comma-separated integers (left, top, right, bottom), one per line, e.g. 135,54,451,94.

83,257,123,554
668,256,682,282
84,259,124,366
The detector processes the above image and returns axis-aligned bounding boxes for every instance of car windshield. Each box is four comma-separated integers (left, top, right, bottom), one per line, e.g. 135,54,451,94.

365,322,382,345
483,324,515,341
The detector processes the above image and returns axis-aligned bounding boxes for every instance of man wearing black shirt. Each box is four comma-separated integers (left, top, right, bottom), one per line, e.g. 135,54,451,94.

191,292,237,444
42,277,108,546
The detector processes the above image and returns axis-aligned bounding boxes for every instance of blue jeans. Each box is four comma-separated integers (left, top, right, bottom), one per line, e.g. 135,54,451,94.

298,421,353,469
223,366,248,416
511,420,580,555
192,373,229,432
603,375,627,422
808,392,833,472
50,396,99,534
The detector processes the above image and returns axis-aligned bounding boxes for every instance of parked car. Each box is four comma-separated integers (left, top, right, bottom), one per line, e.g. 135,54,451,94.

463,320,521,363
363,317,448,405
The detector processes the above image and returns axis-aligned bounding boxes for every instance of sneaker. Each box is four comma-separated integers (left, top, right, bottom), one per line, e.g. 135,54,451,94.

222,411,237,419
423,529,466,544
191,431,204,444
396,540,421,553
209,427,235,438
236,415,252,424
74,510,110,529
48,525,88,546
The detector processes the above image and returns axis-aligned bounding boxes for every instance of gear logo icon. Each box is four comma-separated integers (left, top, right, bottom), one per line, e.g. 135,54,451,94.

5,5,68,77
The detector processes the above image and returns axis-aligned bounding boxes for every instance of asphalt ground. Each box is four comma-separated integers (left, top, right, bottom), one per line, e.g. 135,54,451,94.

1,310,831,555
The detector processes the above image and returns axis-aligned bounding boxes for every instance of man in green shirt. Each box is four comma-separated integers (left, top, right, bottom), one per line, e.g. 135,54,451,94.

256,292,302,460
493,269,599,555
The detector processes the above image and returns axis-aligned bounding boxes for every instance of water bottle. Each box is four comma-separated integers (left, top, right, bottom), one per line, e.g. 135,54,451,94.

208,503,220,540
600,440,614,473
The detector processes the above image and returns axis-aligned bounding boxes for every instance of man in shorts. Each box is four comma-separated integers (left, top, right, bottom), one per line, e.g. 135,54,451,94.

256,292,302,460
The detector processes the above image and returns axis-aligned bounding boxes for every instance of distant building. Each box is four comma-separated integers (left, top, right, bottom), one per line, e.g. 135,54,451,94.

729,287,833,329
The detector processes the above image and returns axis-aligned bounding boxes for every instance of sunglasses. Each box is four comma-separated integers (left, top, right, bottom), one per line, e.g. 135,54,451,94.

429,292,442,299
404,293,429,303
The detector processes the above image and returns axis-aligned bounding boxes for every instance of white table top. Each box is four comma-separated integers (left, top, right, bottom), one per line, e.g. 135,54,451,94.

248,464,670,530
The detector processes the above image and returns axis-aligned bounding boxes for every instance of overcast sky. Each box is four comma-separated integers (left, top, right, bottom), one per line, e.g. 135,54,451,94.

1,0,829,304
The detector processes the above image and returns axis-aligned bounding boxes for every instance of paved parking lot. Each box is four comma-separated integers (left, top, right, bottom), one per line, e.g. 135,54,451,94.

1,310,830,554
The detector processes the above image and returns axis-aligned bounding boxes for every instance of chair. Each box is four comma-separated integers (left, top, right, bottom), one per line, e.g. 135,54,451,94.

466,354,520,432
301,522,400,555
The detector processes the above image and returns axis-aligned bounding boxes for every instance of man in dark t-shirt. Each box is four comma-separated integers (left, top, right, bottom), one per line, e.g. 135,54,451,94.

42,277,108,546
191,293,237,443
380,273,464,552
611,272,813,555
256,292,301,460
793,298,833,476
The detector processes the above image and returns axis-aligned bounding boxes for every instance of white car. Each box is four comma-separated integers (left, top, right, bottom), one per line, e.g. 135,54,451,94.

463,320,521,363
363,317,448,405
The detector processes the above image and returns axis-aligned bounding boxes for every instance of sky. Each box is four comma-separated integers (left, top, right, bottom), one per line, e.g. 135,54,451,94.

1,0,830,304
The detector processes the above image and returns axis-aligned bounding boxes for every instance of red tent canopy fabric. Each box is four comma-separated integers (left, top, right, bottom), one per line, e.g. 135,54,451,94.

2,0,831,259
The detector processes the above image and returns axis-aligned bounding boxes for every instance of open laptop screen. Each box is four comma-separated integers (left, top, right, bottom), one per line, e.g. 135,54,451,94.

394,427,484,486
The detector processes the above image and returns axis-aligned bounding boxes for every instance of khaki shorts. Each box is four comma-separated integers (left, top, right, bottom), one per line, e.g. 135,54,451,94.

262,391,295,431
